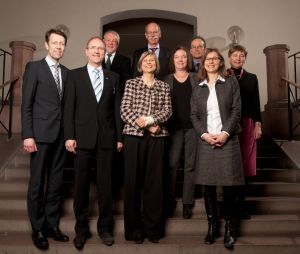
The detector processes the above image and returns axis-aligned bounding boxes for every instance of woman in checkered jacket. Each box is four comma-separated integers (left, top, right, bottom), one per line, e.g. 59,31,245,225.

120,51,172,244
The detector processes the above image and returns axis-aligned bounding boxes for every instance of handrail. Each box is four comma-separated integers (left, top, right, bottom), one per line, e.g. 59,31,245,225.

282,77,300,89
0,76,19,138
0,77,18,90
288,51,300,58
0,48,12,105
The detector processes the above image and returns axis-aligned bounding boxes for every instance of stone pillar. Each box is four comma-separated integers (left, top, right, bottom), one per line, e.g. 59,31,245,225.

263,44,290,138
0,41,36,134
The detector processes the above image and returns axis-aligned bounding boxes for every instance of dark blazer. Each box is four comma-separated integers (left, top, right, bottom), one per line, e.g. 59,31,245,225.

132,46,171,79
63,66,122,150
21,58,68,143
190,76,241,137
102,53,132,94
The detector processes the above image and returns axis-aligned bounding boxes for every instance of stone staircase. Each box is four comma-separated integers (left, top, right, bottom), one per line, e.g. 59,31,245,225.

0,139,300,253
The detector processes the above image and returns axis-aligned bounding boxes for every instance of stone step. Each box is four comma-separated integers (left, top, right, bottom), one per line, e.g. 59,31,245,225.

1,179,300,199
1,196,300,217
0,234,299,254
0,213,299,236
256,168,300,182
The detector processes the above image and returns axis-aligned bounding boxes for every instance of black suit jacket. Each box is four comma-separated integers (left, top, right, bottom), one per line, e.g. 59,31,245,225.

21,58,68,143
102,53,132,94
63,66,122,150
132,46,171,79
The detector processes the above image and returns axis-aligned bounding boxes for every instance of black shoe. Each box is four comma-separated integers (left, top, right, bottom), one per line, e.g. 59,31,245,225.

183,204,193,219
133,230,144,244
73,232,90,250
100,232,114,246
204,215,216,245
32,231,49,250
224,221,235,249
148,235,159,243
45,226,69,242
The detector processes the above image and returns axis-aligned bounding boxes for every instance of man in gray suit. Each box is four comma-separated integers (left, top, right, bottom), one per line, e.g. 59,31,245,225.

21,28,69,250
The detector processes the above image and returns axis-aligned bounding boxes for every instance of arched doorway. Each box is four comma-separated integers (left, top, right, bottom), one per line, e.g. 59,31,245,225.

101,9,197,60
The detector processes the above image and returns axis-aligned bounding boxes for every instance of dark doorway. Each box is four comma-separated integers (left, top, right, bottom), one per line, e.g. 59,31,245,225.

103,17,194,61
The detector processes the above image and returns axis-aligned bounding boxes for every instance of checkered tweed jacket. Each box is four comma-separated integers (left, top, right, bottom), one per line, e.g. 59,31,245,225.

121,76,172,137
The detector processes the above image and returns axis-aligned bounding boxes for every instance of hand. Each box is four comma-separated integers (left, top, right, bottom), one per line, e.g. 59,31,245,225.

254,123,262,139
23,138,38,153
117,142,123,152
213,132,228,147
65,139,77,154
202,133,218,147
135,117,146,128
148,125,161,134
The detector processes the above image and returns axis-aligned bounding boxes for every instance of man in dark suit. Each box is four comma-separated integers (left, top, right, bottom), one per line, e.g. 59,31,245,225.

190,35,206,73
21,28,69,250
132,22,170,79
103,30,132,95
64,36,123,249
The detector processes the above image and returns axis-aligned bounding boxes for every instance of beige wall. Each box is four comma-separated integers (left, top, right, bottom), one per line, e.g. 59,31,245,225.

1,0,300,109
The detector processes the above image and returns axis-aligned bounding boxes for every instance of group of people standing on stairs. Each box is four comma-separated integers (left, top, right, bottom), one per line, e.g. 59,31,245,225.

21,21,262,251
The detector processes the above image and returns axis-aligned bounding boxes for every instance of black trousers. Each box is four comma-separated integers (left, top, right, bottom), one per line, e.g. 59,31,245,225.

123,134,165,239
73,144,114,235
27,133,66,231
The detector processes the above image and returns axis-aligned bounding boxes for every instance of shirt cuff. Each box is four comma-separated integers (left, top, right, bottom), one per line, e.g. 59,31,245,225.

222,131,230,137
143,116,155,126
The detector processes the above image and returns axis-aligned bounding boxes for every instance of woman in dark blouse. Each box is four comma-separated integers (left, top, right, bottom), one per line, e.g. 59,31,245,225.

228,45,262,219
163,46,198,219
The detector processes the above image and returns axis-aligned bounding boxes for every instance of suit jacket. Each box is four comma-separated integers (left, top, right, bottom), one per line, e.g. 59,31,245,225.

190,76,241,137
102,53,132,95
21,58,68,143
132,46,171,79
63,65,122,150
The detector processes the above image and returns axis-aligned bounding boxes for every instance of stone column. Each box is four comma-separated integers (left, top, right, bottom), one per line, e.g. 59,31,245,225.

263,44,290,138
0,41,36,134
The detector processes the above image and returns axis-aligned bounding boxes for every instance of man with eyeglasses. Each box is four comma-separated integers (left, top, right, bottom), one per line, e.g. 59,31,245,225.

190,36,207,73
132,22,170,79
103,30,132,95
64,36,123,249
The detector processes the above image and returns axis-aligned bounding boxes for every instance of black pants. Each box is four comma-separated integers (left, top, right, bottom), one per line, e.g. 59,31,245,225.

73,145,114,235
123,134,165,239
27,133,65,231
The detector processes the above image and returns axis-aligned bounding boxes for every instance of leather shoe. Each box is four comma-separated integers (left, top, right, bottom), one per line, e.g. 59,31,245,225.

32,231,49,250
100,232,114,246
148,235,159,243
73,232,90,250
45,227,69,242
133,230,144,244
183,204,193,219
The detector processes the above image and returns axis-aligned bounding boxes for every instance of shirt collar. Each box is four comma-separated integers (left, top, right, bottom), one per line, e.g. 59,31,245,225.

87,64,102,73
198,75,225,86
45,55,58,67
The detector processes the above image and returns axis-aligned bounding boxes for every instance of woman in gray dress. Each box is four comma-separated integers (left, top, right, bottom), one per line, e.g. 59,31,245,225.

190,48,244,249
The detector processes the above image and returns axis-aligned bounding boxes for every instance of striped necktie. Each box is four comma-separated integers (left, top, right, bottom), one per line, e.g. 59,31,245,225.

92,69,103,102
106,54,112,70
53,64,62,99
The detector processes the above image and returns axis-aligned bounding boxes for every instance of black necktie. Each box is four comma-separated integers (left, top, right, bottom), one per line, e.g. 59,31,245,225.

106,54,112,70
149,47,157,53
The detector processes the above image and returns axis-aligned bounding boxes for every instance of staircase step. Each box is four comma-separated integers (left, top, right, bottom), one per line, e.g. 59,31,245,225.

256,168,299,182
1,197,300,216
0,213,299,236
0,234,299,254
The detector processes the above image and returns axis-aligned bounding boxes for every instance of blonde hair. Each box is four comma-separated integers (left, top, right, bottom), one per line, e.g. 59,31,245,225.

137,51,160,75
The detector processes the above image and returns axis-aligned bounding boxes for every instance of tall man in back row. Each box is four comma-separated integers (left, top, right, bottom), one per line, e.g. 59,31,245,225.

132,22,170,79
21,28,69,250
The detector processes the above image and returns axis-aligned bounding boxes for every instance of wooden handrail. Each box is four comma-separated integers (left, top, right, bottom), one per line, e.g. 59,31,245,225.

282,77,300,89
0,77,19,89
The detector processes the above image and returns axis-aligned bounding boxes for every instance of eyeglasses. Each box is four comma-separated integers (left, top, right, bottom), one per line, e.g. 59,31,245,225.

191,45,204,49
205,57,220,62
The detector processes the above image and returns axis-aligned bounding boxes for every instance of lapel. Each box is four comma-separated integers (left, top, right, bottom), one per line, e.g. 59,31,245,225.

41,59,61,100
